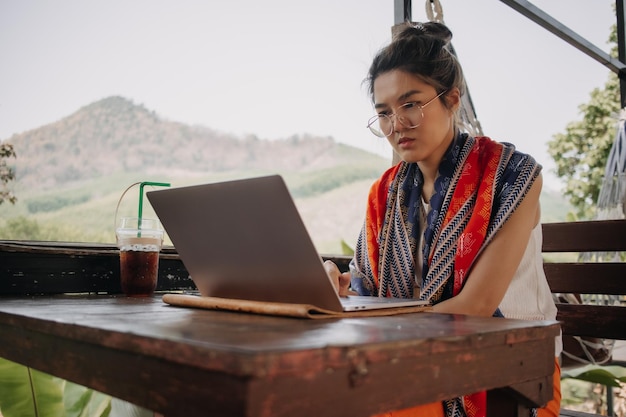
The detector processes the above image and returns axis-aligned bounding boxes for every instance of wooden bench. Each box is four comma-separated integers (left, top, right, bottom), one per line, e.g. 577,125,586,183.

542,219,626,417
543,219,626,343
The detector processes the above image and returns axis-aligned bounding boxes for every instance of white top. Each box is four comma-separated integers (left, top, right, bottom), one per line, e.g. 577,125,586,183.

498,223,562,355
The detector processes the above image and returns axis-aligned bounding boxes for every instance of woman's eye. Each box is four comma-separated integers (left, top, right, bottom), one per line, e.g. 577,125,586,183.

403,102,419,110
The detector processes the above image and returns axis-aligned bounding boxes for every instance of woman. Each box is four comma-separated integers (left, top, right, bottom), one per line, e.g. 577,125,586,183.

324,22,562,417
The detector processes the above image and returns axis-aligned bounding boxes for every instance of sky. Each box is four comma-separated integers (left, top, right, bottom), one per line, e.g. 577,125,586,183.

0,0,618,190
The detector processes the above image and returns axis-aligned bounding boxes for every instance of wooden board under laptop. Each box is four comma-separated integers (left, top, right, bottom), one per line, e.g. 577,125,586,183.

162,293,431,319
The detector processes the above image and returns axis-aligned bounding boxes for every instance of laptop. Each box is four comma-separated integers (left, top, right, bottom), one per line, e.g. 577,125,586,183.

146,175,428,313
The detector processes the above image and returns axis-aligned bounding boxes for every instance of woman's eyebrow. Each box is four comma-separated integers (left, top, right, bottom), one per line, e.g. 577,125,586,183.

374,90,424,110
397,90,421,101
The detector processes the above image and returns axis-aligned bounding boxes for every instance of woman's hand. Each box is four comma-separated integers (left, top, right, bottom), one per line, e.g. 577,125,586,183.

324,260,352,297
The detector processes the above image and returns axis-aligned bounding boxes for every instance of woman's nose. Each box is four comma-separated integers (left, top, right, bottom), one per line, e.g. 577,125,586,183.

391,115,407,133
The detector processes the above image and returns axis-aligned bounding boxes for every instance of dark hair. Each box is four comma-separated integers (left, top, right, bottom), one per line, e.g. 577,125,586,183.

366,22,466,103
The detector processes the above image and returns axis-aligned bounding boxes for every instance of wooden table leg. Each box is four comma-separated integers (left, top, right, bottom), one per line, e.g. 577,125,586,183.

487,389,533,417
487,375,553,417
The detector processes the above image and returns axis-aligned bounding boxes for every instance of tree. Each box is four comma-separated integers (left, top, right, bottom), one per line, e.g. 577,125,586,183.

0,142,17,205
547,24,620,219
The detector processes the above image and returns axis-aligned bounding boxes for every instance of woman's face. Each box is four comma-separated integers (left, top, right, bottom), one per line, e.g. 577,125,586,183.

372,70,459,166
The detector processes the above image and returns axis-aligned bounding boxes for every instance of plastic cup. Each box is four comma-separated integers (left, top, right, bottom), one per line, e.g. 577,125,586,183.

115,217,164,297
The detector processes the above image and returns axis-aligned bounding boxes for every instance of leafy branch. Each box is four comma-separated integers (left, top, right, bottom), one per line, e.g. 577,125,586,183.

0,142,17,205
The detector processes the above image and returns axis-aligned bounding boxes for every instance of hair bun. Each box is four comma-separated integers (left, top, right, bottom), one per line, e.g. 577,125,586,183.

397,21,452,44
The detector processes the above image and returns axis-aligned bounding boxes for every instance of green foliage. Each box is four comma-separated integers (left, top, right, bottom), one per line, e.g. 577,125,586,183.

0,358,65,417
288,165,385,198
27,194,91,214
0,216,43,239
547,23,620,219
63,384,112,417
0,142,17,205
547,76,620,219
340,239,355,256
0,357,111,417
0,216,107,242
560,379,606,410
561,363,626,388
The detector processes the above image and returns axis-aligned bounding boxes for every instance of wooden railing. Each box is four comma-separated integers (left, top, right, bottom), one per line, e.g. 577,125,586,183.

0,240,354,295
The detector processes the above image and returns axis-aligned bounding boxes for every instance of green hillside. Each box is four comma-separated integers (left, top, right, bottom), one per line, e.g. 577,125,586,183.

0,172,573,254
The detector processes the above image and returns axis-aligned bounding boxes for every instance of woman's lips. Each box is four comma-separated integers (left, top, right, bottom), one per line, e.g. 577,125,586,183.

398,137,414,148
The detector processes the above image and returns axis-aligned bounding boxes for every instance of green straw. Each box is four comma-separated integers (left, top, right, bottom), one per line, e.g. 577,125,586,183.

138,181,171,236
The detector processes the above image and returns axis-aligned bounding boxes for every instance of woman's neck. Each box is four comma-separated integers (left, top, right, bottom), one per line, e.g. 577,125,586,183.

417,130,457,192
418,129,458,203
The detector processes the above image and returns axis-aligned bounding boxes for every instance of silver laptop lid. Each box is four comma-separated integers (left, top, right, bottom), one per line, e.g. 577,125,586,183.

147,175,344,312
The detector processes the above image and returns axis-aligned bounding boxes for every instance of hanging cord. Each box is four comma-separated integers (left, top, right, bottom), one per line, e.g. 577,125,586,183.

556,293,616,366
112,181,170,237
113,182,142,234
423,0,484,137
425,0,444,23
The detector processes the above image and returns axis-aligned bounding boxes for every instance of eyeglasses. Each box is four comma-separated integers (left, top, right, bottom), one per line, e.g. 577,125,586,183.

366,90,447,138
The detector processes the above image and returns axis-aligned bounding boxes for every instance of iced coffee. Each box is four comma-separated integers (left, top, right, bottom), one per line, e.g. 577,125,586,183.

116,218,164,297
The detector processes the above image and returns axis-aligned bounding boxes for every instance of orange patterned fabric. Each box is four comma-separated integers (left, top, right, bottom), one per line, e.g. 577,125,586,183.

374,402,444,417
443,139,501,297
538,359,562,417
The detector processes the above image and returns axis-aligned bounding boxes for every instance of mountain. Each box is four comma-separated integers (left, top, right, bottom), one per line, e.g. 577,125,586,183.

6,96,387,191
0,96,391,252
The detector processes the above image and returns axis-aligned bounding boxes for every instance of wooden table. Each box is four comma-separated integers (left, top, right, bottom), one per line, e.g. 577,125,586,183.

0,295,559,417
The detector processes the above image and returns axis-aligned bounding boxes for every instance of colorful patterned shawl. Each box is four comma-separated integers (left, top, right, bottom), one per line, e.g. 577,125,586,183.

350,133,541,417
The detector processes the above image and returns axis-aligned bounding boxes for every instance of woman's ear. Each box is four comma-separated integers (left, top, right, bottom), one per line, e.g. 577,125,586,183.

446,88,461,112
